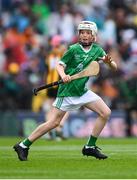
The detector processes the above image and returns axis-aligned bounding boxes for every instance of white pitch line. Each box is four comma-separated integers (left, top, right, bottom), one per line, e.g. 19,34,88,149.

0,145,137,153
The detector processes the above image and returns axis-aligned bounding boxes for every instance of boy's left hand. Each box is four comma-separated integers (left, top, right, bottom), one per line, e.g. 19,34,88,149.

102,54,117,71
102,54,112,64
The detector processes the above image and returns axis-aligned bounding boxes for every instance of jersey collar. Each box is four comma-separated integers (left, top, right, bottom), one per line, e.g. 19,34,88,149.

79,44,93,53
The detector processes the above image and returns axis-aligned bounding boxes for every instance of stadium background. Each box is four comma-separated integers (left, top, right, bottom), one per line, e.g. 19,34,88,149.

0,0,137,138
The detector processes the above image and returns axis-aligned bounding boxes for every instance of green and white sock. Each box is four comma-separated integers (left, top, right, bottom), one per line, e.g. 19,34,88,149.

19,138,32,148
86,135,97,147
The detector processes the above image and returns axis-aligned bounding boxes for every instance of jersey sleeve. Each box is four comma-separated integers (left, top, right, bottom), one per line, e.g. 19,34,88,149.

58,46,74,68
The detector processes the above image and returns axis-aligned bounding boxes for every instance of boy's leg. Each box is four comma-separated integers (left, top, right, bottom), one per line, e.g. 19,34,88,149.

13,107,66,161
45,98,68,140
82,99,111,159
85,99,111,137
44,97,56,140
28,107,66,142
55,112,69,140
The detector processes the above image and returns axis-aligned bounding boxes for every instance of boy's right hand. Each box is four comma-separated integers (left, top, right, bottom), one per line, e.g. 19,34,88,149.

61,74,71,83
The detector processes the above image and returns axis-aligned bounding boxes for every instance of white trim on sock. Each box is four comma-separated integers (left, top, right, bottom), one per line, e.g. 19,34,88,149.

19,142,28,148
85,145,95,149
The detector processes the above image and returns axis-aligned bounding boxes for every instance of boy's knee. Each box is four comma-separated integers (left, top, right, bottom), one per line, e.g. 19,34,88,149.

101,108,111,119
106,108,111,118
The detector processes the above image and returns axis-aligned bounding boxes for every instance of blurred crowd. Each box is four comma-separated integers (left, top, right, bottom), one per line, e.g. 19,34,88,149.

0,0,137,135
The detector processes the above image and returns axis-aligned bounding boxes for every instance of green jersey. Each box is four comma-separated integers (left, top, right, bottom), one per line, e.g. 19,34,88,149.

57,43,106,97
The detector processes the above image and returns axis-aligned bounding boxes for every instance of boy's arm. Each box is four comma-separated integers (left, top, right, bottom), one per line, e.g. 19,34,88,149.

102,54,117,71
56,63,71,83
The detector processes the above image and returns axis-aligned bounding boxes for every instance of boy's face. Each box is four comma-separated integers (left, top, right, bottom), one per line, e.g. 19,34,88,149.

78,30,94,46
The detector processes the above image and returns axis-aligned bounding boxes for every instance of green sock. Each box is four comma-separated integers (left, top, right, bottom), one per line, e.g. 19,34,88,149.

23,138,32,148
87,135,97,146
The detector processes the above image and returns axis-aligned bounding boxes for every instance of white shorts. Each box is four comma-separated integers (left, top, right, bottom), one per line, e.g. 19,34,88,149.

53,90,101,111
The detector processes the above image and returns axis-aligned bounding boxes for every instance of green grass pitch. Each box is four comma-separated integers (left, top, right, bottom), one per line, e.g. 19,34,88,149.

0,137,137,179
